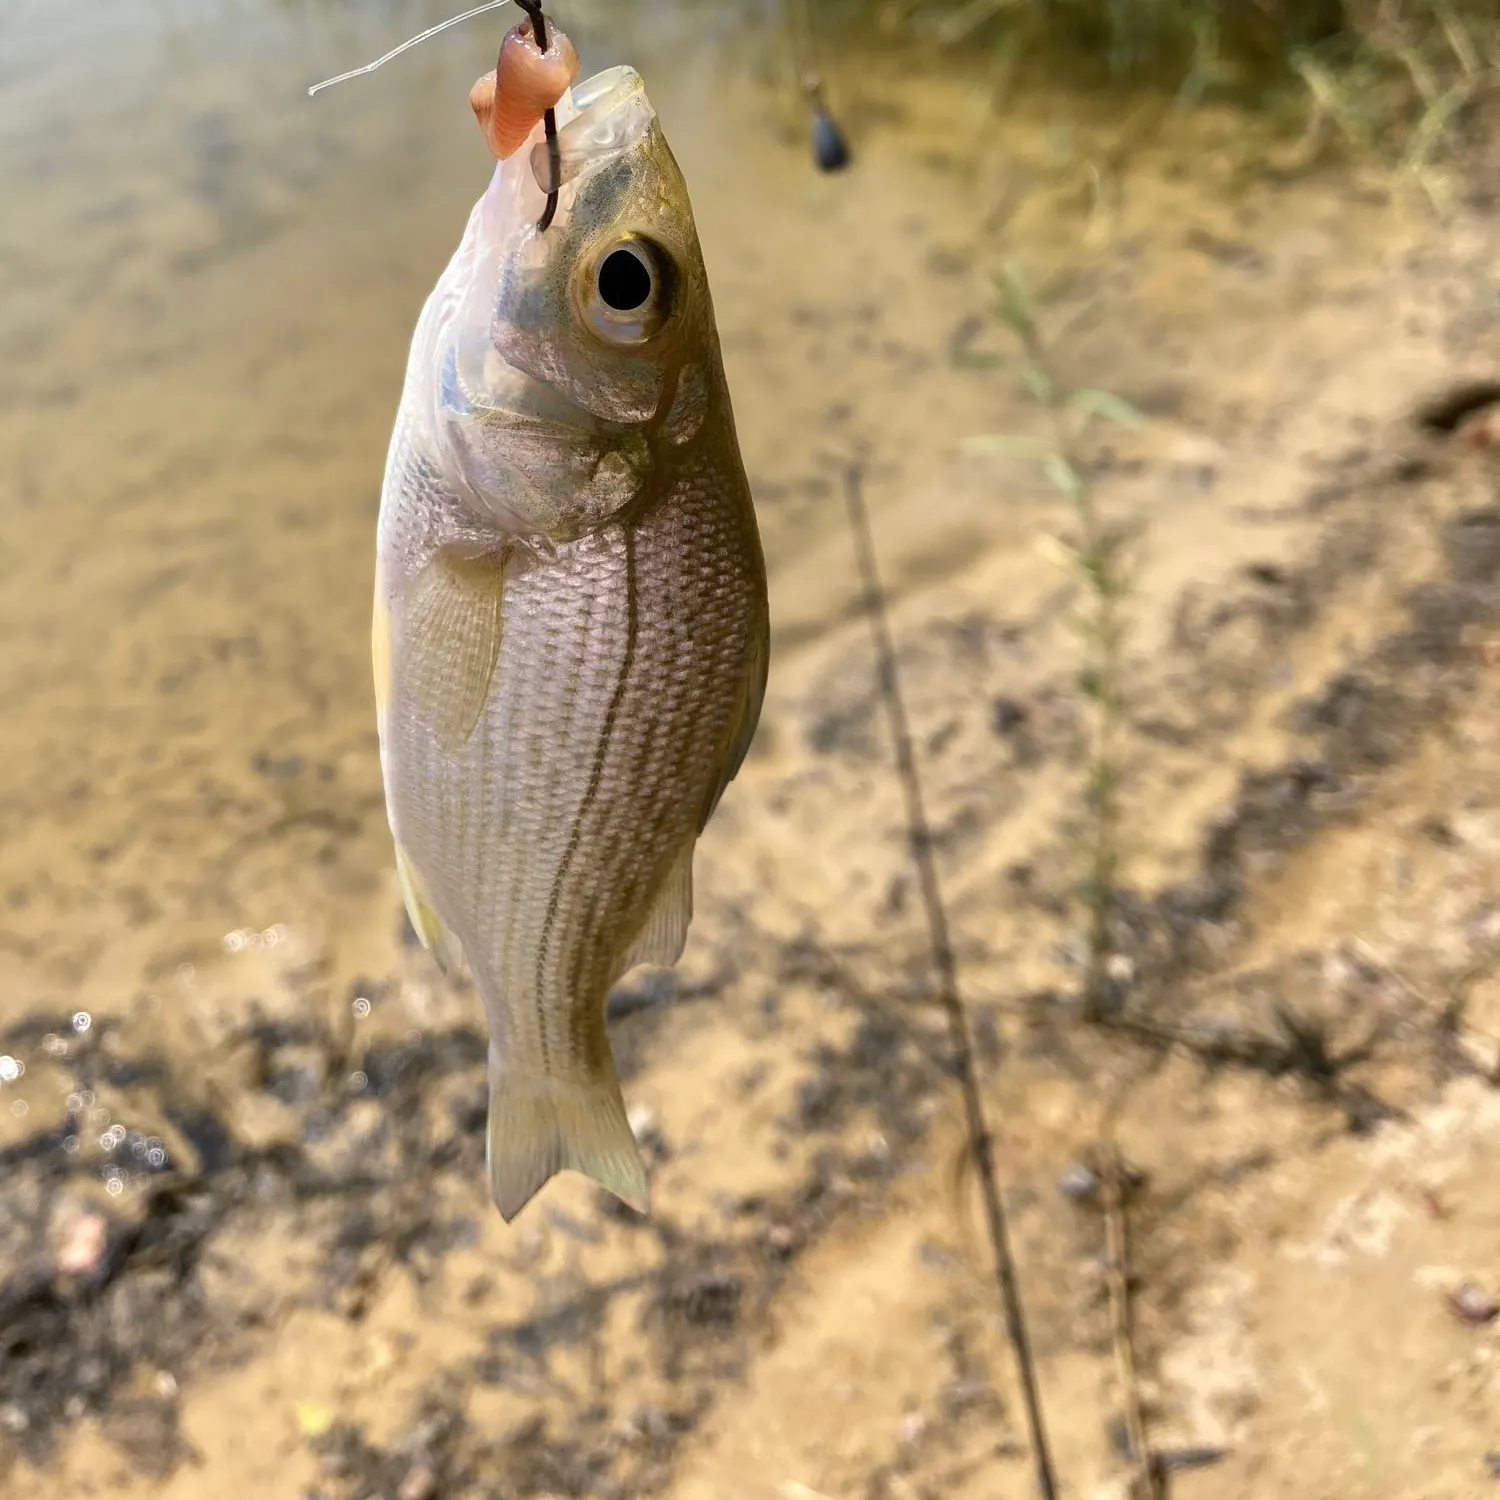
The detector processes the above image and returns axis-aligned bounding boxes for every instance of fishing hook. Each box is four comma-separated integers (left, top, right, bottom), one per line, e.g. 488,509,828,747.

308,1,566,232
515,0,563,231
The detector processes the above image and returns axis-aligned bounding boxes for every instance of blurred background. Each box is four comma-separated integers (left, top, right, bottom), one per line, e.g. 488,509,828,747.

3,2,1500,1497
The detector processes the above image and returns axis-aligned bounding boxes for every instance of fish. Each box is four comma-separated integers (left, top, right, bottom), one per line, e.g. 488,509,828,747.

372,53,769,1224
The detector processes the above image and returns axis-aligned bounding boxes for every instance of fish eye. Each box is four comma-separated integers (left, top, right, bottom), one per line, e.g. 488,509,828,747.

578,235,676,347
599,247,652,312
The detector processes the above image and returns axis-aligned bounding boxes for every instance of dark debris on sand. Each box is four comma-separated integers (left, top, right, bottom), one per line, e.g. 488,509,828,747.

0,907,964,1497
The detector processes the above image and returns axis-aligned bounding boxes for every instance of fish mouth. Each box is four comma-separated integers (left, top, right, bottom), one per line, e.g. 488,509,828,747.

439,66,661,478
527,65,657,198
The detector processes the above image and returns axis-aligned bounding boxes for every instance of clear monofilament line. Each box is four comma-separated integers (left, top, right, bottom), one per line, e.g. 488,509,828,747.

308,0,515,96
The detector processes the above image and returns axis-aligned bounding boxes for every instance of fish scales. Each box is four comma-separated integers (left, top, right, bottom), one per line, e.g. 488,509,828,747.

373,60,768,1222
388,473,750,1037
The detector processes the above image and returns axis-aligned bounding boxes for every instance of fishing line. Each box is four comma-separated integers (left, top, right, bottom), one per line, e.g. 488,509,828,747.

307,0,516,95
308,0,564,234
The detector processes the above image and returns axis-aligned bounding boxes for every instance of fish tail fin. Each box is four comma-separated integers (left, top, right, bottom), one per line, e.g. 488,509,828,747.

486,1070,650,1222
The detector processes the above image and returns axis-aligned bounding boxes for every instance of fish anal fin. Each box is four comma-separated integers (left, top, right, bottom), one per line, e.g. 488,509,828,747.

617,841,694,976
395,845,465,975
486,1070,650,1222
401,547,507,750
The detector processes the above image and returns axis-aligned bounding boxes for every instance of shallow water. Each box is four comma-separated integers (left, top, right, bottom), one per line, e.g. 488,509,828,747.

0,5,791,1004
0,0,1030,1025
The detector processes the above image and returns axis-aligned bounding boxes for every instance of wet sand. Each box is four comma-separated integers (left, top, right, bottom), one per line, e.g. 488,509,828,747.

4,3,1500,1497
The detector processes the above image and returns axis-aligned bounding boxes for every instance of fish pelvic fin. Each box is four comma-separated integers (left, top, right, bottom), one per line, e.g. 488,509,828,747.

394,844,465,975
486,1070,650,1222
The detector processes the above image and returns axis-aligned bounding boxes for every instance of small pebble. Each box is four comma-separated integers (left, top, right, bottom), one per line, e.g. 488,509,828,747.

1058,1163,1100,1202
627,1404,670,1442
55,1209,109,1277
398,1464,437,1500
1158,1445,1230,1474
915,1239,959,1273
1448,1280,1500,1325
766,1224,801,1256
626,1102,659,1142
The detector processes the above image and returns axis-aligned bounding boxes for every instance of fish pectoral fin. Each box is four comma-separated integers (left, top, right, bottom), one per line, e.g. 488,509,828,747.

394,844,465,975
617,840,694,975
401,546,507,750
486,1071,650,1222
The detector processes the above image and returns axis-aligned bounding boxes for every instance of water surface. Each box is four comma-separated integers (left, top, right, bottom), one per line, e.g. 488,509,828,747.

0,0,1003,1025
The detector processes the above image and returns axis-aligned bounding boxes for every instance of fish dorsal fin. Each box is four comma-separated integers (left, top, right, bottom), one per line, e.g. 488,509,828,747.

618,839,694,975
394,844,465,976
401,547,507,750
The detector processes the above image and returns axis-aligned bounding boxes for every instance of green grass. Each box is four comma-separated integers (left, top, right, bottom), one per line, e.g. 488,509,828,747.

826,1,1491,85
815,1,1500,187
964,265,1145,1022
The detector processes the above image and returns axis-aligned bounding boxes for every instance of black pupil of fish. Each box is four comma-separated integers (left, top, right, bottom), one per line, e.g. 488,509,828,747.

598,248,653,313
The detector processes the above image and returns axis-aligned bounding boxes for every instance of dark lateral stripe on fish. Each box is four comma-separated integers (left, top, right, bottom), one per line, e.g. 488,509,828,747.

533,522,641,1061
